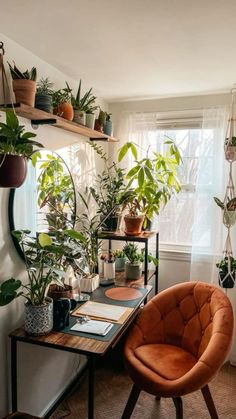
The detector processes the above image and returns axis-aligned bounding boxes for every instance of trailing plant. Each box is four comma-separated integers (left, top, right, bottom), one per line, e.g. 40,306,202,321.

36,77,54,95
216,256,236,274
71,79,97,112
118,139,182,221
8,62,37,81
214,197,236,211
0,110,43,158
225,136,236,147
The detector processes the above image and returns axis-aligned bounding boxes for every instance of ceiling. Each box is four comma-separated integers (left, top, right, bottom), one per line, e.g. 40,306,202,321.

1,0,236,102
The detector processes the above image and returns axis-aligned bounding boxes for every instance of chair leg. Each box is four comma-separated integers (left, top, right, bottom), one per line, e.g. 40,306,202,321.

121,384,141,419
201,385,219,419
172,397,183,419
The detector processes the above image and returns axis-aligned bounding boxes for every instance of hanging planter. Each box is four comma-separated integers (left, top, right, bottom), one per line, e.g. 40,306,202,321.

224,88,236,162
217,256,236,289
0,110,44,188
0,154,27,188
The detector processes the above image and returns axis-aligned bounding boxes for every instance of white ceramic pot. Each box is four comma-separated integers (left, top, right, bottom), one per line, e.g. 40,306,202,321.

80,274,100,293
104,262,116,279
73,110,86,125
86,113,96,129
24,297,53,336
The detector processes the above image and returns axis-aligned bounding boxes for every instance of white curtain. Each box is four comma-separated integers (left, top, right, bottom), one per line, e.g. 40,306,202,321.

190,107,229,283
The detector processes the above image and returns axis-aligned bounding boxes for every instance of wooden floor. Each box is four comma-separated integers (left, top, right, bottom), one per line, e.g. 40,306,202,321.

51,359,236,419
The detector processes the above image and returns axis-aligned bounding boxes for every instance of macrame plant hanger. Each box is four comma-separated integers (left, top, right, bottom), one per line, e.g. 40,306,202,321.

219,87,236,289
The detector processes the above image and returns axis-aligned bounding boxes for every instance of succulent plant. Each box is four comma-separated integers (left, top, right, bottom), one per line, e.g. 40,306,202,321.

8,62,37,81
36,77,54,95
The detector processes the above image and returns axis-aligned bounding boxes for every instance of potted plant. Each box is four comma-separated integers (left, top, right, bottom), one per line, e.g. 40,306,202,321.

103,112,113,136
113,249,127,272
52,82,74,121
103,253,116,281
89,142,126,231
65,199,101,293
84,99,99,130
216,256,236,288
0,230,68,335
95,108,106,132
123,243,144,280
214,196,236,227
118,139,181,233
225,136,236,162
71,80,96,126
0,110,44,188
35,77,54,113
8,62,37,107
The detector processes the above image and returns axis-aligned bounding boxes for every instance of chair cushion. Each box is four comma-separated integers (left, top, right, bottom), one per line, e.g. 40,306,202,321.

134,343,197,380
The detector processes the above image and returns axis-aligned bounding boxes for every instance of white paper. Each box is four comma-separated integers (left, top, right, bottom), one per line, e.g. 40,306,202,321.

70,320,113,336
77,301,127,321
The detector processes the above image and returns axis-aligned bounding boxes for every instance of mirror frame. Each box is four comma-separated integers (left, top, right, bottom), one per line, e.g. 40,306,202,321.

8,151,77,260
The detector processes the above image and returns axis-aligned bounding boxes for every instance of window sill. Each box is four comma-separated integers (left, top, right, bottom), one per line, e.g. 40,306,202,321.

160,248,191,262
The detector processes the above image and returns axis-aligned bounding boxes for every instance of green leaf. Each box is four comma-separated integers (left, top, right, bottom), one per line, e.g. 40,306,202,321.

118,143,131,162
0,278,22,293
6,110,19,129
126,166,140,178
64,230,87,243
38,233,52,247
31,151,41,167
138,167,144,188
130,143,138,160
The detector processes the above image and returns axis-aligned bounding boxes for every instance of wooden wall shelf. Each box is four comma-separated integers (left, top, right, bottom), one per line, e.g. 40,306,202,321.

0,104,119,143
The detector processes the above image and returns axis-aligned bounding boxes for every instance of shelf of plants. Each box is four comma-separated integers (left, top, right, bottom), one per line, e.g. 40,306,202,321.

0,103,119,142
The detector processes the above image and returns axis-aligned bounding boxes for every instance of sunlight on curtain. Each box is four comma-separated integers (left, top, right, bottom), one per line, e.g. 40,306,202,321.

190,107,228,284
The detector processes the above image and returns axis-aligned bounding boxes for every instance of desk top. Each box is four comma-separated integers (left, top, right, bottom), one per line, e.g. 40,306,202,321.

9,285,151,356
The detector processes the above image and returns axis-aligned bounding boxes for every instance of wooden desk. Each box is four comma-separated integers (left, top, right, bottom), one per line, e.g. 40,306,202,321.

9,285,152,419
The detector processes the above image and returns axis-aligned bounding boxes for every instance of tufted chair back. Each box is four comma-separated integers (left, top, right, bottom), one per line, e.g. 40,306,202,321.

122,282,234,419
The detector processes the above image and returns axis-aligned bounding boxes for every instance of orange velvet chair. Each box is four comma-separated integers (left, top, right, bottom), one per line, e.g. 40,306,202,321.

122,281,234,419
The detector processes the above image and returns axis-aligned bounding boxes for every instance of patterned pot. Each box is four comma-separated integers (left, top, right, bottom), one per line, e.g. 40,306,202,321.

73,109,86,125
24,297,53,336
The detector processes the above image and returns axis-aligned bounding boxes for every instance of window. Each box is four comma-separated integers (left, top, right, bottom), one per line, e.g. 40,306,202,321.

126,111,219,253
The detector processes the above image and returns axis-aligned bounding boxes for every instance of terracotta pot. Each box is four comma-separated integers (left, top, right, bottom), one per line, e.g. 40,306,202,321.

53,102,74,121
124,215,144,236
12,79,36,107
47,284,72,300
0,154,27,188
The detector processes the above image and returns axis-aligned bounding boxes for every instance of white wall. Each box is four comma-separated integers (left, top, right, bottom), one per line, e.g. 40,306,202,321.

0,34,107,417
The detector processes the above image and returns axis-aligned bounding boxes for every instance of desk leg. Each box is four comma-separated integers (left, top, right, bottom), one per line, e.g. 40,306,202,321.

11,337,17,412
88,355,94,419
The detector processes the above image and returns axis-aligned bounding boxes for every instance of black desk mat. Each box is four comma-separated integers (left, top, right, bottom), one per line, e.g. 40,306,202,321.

59,285,147,341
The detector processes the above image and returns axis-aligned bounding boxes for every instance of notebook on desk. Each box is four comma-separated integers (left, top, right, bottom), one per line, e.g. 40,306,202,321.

71,301,133,324
70,320,113,336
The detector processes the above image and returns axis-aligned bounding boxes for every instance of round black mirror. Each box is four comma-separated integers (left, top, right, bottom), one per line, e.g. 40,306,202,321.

8,150,76,259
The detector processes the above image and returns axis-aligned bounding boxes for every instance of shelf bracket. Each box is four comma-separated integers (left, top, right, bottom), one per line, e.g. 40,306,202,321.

31,118,57,129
